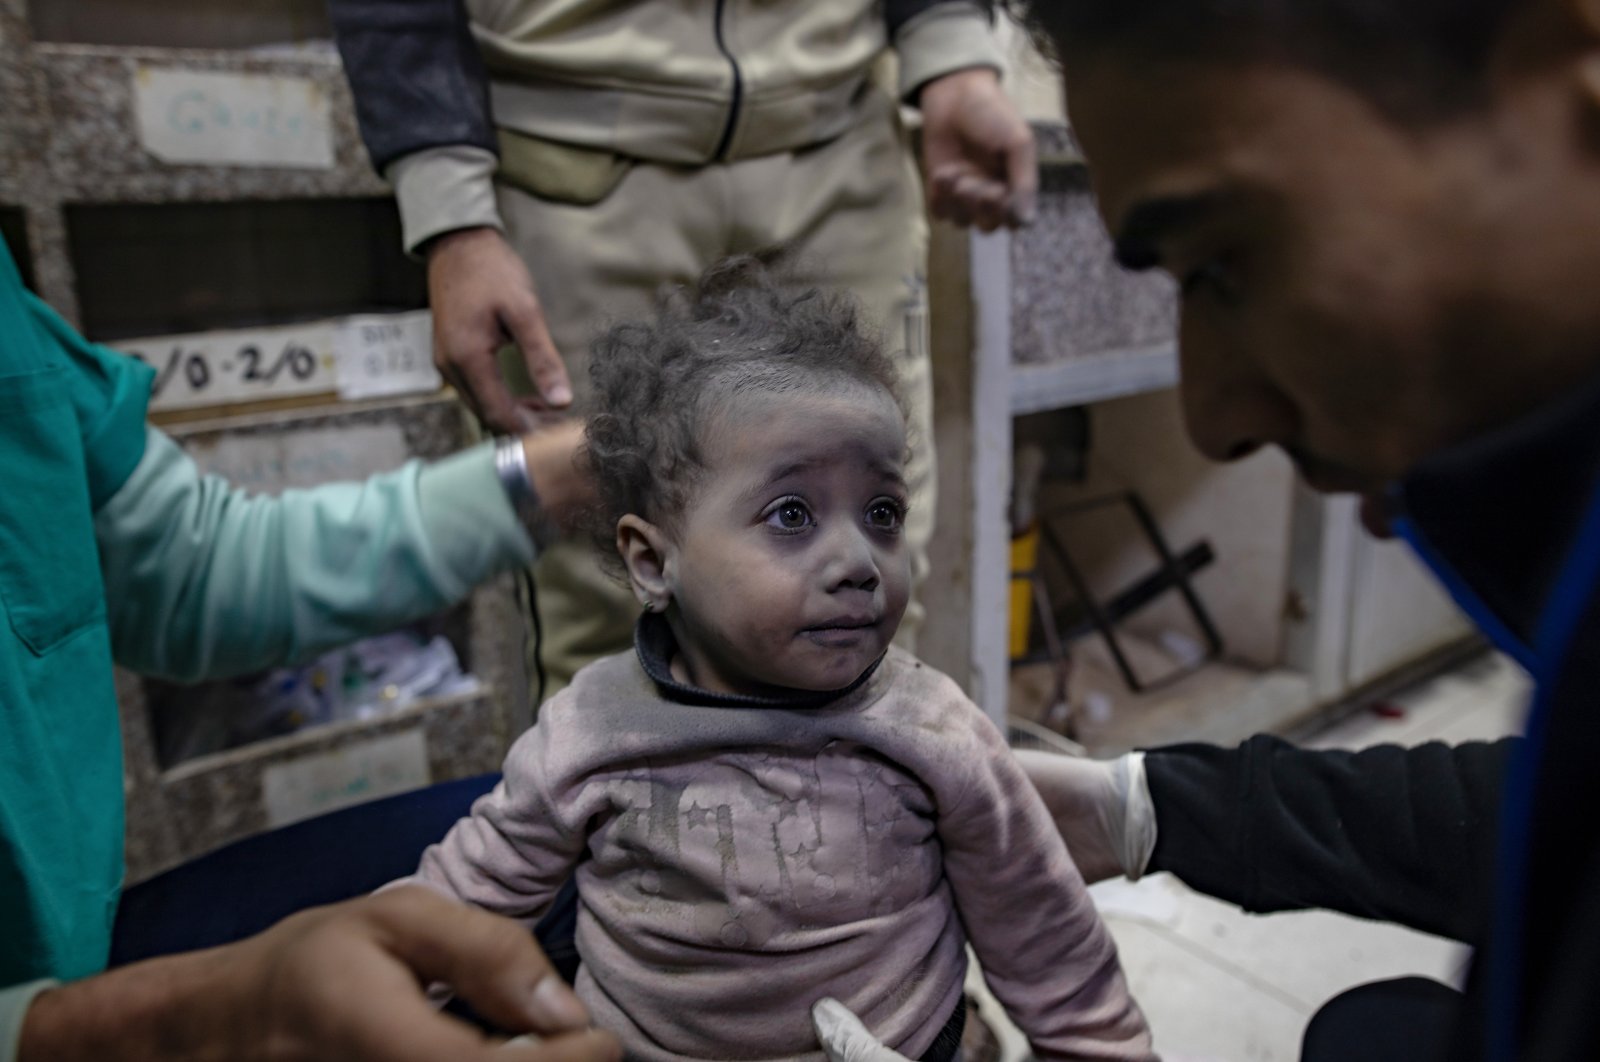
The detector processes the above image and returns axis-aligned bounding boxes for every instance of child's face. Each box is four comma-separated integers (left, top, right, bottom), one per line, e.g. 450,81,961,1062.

634,383,911,695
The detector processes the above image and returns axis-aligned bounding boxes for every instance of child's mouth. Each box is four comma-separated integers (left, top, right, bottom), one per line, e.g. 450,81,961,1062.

802,617,878,646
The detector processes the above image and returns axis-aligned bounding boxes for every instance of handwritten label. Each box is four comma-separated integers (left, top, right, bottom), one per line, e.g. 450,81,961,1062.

119,312,441,413
334,310,441,401
120,321,339,413
262,729,430,828
134,67,334,169
187,424,410,495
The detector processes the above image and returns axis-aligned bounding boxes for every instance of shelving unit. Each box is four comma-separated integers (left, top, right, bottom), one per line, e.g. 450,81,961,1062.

1,1,529,881
944,123,1182,722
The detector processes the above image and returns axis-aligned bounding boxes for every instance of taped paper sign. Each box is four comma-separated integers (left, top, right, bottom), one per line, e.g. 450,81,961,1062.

334,310,442,401
118,320,340,413
262,729,431,828
134,66,334,169
117,311,441,413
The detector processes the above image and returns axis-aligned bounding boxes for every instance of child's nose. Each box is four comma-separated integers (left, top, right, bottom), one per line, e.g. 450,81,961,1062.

823,526,880,593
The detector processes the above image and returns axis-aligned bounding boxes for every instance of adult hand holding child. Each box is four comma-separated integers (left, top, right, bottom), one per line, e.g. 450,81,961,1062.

18,888,620,1062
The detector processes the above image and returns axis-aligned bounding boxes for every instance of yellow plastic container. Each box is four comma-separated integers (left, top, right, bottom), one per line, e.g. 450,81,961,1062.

1009,525,1040,660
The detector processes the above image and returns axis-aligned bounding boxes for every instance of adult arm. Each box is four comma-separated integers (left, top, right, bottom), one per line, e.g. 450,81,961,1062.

890,2,1037,230
12,888,618,1062
329,0,571,429
1145,735,1511,943
887,1,1002,103
328,0,500,249
939,708,1155,1060
95,421,589,683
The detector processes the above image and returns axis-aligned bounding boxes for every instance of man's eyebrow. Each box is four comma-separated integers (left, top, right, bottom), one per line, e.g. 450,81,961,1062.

1113,193,1223,272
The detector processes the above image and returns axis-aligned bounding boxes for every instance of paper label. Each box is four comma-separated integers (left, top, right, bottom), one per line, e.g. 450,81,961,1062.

134,66,335,169
119,320,339,412
333,310,442,401
262,729,430,828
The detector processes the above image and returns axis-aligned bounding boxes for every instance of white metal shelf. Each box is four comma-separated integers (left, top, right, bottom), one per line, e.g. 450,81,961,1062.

1011,343,1178,416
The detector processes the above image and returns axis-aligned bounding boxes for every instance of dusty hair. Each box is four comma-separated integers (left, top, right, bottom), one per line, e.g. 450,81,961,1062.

583,254,905,565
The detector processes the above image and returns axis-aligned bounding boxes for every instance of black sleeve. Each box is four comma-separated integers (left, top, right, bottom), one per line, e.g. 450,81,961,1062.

1145,735,1513,943
884,0,994,37
327,0,497,174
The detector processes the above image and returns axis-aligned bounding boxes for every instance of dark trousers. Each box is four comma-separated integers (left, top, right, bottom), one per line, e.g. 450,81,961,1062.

536,877,582,984
1302,977,1463,1062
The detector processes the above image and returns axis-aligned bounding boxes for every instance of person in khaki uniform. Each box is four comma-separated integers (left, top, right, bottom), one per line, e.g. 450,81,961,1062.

330,0,1037,695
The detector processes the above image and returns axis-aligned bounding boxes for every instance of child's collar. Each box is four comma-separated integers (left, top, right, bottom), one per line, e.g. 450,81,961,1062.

633,611,883,710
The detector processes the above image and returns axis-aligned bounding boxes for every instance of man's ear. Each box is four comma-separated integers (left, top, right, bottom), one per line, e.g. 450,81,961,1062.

617,514,674,611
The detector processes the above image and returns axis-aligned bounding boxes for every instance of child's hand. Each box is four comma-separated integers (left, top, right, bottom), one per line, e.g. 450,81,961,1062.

811,998,911,1062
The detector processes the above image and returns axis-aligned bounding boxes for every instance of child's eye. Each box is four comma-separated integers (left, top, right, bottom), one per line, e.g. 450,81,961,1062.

866,498,904,533
764,500,814,532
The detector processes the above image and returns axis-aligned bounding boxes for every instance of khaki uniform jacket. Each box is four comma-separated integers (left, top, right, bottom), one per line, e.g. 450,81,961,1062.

329,0,1002,251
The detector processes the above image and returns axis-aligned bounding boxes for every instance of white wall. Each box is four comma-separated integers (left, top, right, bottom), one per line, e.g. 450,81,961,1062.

1037,388,1298,670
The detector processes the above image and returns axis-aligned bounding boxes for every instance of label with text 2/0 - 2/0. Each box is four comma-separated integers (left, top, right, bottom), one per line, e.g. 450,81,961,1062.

120,320,340,413
118,311,442,413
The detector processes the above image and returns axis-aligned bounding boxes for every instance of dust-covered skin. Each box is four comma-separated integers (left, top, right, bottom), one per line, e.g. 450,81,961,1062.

618,383,912,695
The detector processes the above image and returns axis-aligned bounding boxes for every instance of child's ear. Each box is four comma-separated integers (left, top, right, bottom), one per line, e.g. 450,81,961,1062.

617,515,674,611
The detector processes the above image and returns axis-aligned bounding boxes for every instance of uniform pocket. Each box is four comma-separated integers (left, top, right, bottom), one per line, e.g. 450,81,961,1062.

0,367,104,654
496,129,633,206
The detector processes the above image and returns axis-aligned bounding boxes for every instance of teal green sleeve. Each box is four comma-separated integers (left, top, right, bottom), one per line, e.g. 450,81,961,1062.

20,291,153,507
95,428,536,682
0,980,53,1062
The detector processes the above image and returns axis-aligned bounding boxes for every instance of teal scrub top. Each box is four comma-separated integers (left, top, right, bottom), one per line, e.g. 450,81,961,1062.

0,240,153,985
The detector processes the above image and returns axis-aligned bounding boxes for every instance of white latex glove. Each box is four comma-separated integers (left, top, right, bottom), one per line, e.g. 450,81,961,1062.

1016,750,1157,883
812,999,911,1062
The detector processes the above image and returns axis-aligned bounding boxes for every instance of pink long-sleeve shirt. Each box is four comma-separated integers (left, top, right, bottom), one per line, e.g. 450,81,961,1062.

402,639,1154,1061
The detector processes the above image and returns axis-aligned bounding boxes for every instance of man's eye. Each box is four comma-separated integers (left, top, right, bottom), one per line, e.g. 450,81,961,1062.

1181,256,1243,304
765,502,813,531
866,499,904,532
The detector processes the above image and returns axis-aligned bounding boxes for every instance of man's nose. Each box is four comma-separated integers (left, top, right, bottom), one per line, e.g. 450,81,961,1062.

823,525,880,593
1178,326,1298,463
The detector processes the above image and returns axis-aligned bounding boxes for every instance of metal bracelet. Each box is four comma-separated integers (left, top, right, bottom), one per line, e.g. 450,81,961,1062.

494,435,555,549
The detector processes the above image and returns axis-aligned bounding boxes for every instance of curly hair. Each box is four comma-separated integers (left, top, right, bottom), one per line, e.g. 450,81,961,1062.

583,254,905,564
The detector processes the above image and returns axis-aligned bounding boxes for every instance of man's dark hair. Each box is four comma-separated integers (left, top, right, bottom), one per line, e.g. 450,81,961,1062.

1014,0,1524,120
583,253,904,560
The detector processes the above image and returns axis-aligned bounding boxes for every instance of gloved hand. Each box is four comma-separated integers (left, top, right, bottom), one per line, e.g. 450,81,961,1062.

811,999,911,1062
1015,750,1157,884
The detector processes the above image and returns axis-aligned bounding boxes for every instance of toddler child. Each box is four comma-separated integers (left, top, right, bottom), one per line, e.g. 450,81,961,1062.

397,257,1156,1061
